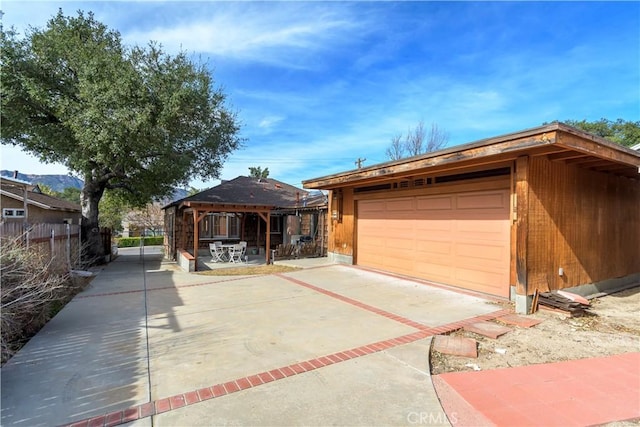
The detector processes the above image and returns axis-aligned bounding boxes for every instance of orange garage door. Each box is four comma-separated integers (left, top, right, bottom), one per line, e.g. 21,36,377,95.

356,189,510,297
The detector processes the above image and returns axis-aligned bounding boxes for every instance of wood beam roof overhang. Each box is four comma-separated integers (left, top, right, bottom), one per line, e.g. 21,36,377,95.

181,202,275,214
302,123,640,190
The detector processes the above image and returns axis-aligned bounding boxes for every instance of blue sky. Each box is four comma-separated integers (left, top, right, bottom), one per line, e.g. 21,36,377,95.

1,1,638,190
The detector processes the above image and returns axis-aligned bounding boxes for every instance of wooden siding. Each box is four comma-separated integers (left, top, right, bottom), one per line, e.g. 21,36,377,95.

329,188,355,257
1,195,81,224
525,156,640,294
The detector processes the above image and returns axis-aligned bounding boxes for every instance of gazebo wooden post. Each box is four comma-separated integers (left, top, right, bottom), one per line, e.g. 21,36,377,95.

256,216,261,249
240,214,246,241
181,211,188,252
257,210,271,264
266,210,271,264
193,209,199,271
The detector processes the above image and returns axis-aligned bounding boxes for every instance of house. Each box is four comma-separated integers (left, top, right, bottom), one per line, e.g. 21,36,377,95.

1,176,81,224
163,176,328,270
302,122,640,314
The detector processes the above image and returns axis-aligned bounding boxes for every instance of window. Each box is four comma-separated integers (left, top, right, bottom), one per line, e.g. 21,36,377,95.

199,214,240,239
2,208,25,218
270,216,281,233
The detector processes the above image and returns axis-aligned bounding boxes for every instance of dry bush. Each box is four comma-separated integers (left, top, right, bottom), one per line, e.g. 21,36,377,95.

1,236,85,365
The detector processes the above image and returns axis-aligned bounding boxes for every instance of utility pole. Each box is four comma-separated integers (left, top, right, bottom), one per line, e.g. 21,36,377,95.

355,157,366,169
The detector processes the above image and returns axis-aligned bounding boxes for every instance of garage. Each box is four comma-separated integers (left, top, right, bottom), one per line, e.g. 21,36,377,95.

356,189,511,297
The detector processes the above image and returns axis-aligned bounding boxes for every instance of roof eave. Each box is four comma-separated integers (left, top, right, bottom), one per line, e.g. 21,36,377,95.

303,122,640,189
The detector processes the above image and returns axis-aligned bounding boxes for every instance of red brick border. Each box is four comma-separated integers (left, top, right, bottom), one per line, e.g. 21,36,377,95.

62,271,511,427
61,307,509,427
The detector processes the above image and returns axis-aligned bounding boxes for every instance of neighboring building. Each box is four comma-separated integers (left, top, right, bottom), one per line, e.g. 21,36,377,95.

1,177,81,224
303,122,640,313
163,176,328,269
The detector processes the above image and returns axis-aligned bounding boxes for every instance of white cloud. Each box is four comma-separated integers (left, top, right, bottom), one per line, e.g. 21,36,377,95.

258,115,285,132
123,4,362,68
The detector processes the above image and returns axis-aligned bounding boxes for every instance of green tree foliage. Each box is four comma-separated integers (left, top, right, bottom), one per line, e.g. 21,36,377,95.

248,166,270,179
1,10,242,260
57,187,81,204
187,186,207,196
98,190,126,233
558,119,639,148
35,184,56,195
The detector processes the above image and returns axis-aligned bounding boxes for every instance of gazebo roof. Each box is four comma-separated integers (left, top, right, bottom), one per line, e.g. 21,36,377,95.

167,176,317,210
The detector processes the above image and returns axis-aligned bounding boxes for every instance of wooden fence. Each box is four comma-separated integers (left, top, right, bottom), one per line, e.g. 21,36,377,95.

0,223,82,269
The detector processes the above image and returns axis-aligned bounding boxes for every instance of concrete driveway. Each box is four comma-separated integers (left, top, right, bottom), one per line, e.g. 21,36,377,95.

1,248,508,427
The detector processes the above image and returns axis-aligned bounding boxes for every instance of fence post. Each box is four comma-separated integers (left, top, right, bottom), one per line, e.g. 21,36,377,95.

50,227,55,263
66,223,71,270
140,230,144,260
78,224,82,268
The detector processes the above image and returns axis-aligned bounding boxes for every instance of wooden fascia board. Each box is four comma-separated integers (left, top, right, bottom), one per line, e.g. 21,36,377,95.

182,202,274,213
303,133,557,189
556,132,640,168
1,190,55,210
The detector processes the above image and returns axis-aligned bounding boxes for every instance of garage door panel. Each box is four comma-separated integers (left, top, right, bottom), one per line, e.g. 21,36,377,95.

382,256,413,271
385,220,413,232
416,196,453,210
456,192,508,209
360,200,386,212
416,240,452,256
414,262,453,283
416,219,453,233
357,188,510,298
386,198,414,211
386,239,415,252
455,268,507,294
456,242,506,262
456,219,507,235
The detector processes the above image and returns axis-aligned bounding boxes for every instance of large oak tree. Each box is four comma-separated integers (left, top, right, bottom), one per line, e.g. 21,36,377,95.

1,10,242,261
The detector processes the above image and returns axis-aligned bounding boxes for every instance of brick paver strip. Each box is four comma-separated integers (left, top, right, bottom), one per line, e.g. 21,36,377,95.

211,384,226,397
87,416,105,427
61,273,511,427
236,377,252,389
154,398,171,414
184,391,200,405
196,387,213,401
139,402,155,417
269,368,286,380
248,374,263,386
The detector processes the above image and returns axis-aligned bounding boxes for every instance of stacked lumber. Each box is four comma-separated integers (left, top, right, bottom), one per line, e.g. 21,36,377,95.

537,291,590,316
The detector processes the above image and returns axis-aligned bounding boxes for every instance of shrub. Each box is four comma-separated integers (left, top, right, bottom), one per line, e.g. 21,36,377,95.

116,236,163,247
0,236,85,365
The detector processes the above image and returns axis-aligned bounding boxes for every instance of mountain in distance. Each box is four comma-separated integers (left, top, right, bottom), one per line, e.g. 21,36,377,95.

1,170,84,192
1,170,188,201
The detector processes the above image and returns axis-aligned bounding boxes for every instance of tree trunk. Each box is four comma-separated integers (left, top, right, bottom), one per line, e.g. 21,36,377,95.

80,179,106,264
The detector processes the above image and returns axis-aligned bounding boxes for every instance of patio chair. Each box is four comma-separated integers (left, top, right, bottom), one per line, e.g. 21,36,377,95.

210,241,227,263
239,241,248,261
228,244,243,263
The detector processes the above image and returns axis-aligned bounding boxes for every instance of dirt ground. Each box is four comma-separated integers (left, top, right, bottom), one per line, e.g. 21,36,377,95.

430,287,640,375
